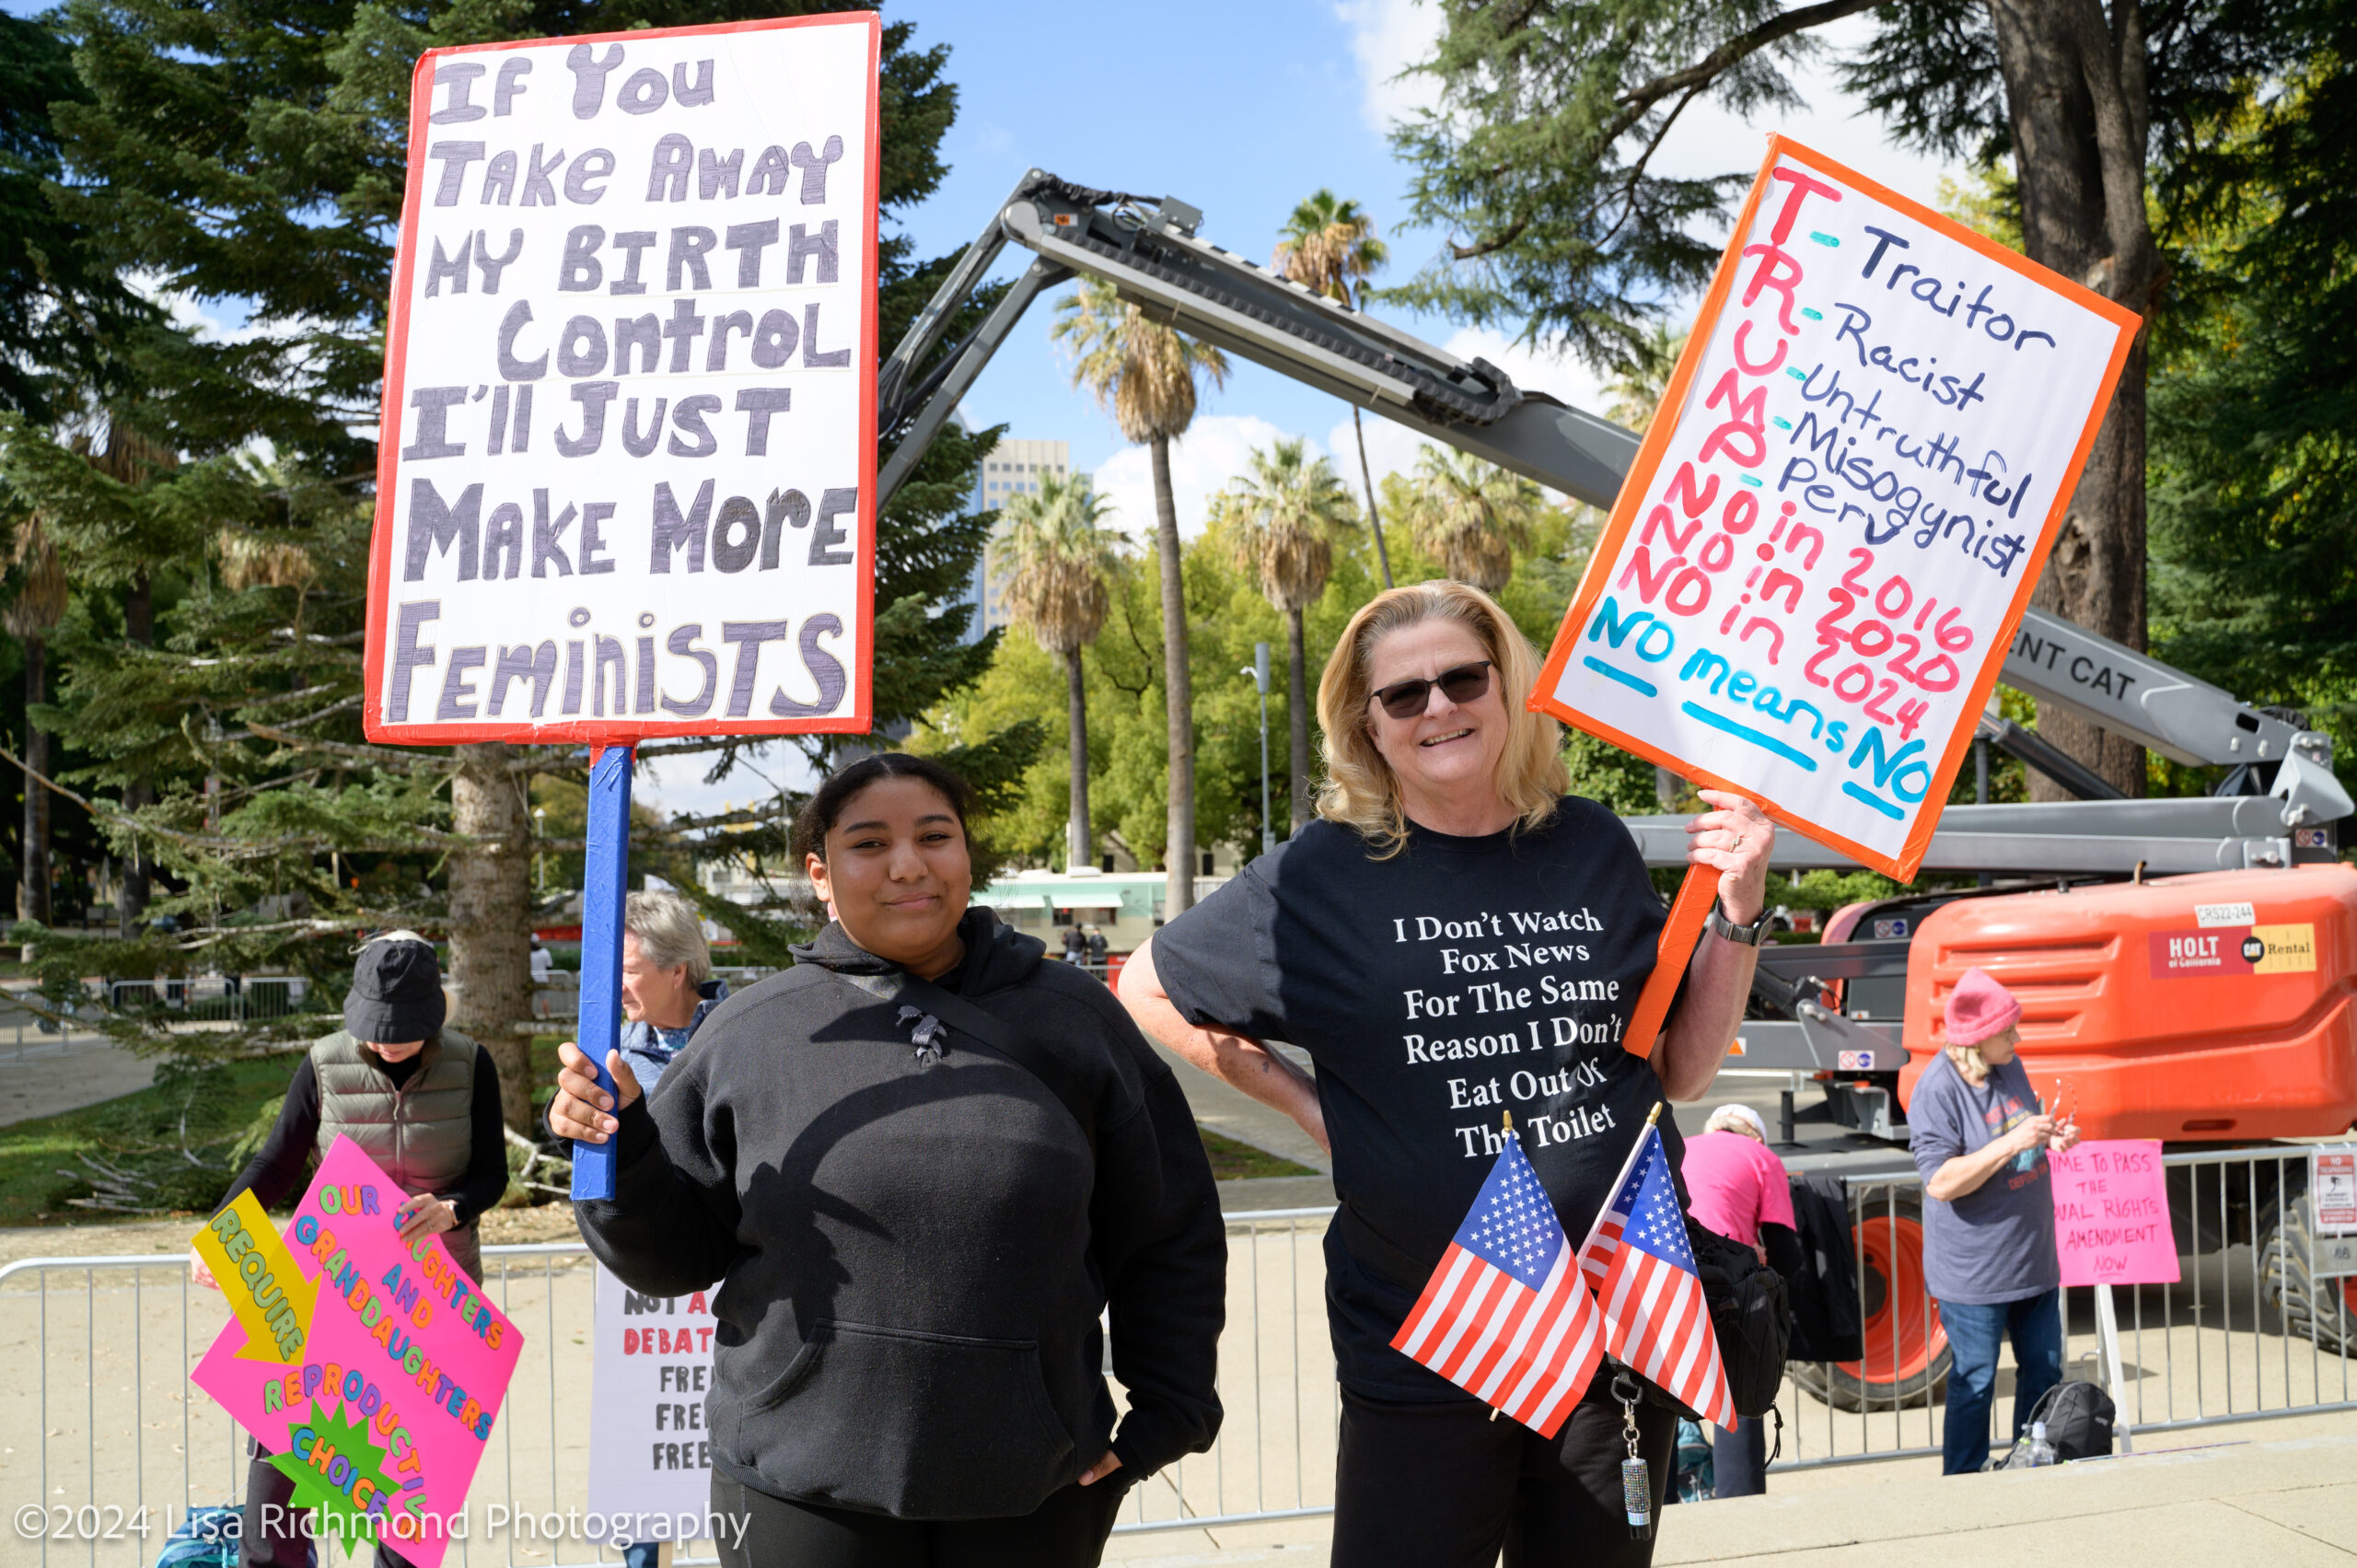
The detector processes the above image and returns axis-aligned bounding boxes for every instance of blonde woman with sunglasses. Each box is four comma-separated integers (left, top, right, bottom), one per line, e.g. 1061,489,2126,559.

1120,581,1772,1567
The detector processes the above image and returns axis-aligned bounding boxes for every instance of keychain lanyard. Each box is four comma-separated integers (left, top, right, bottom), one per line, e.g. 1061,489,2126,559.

1614,1369,1652,1539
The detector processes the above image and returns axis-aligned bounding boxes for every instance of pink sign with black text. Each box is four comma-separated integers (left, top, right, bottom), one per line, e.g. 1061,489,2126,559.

2049,1139,2180,1287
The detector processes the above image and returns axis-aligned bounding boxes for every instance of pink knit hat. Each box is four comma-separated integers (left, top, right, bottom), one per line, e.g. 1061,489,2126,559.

1944,967,2022,1047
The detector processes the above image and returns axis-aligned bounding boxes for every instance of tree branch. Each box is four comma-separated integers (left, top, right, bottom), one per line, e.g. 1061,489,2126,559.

1451,0,1880,263
1608,0,1883,127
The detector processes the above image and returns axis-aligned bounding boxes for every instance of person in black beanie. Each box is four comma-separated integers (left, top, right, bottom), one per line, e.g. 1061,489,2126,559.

551,753,1225,1568
195,931,505,1568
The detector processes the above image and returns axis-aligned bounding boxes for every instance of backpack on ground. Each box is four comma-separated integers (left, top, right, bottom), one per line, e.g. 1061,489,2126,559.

156,1506,241,1568
2024,1379,2117,1461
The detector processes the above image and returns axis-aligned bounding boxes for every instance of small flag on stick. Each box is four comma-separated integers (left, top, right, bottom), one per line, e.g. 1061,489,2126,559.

1390,1113,1606,1435
1577,1115,1736,1427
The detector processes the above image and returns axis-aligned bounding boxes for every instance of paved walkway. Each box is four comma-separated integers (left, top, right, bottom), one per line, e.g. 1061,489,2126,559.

0,1028,157,1126
1098,1413,2357,1563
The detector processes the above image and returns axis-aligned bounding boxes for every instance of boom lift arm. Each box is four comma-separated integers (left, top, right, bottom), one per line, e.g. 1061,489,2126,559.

879,173,2350,869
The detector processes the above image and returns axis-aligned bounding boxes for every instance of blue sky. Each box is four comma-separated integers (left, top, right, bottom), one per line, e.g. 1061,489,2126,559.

885,0,1956,556
10,0,1958,815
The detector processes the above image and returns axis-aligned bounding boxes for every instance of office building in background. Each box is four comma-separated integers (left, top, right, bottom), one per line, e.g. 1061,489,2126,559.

966,437,1084,641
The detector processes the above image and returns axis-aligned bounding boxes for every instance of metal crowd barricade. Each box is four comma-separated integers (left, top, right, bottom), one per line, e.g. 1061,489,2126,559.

3,1152,2351,1565
1775,1145,2356,1469
99,977,309,1025
0,1214,1334,1566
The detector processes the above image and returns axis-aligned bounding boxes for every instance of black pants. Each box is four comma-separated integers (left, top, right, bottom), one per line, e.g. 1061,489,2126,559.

711,1470,1128,1568
239,1440,412,1568
1330,1385,1676,1568
1712,1417,1767,1498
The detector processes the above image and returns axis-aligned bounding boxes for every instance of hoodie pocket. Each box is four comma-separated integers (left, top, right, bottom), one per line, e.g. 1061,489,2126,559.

735,1318,1077,1520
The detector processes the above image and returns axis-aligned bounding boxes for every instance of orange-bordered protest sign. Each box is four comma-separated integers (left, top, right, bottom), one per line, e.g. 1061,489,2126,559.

1531,136,2139,1055
1532,135,2139,883
364,12,883,747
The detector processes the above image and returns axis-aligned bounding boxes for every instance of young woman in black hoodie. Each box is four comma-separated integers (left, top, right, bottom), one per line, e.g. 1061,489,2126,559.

551,753,1225,1568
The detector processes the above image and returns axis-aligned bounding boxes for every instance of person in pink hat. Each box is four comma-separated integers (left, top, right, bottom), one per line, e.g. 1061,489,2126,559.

1910,967,2080,1473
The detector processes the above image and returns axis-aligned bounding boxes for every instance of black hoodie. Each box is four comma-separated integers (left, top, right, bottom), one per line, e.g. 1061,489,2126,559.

575,909,1225,1521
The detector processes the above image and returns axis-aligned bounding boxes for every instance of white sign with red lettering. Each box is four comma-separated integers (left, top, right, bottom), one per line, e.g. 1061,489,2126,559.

1531,135,2139,878
366,16,881,747
2315,1147,2357,1236
586,1263,720,1523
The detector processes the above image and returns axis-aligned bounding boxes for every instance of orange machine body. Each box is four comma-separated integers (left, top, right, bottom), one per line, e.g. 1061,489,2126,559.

1898,865,2357,1142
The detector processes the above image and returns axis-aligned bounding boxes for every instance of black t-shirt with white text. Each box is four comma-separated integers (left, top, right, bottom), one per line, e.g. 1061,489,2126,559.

1149,797,1687,1400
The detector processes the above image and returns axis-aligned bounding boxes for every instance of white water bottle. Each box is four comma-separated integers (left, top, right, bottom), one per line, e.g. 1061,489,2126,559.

2025,1420,2058,1468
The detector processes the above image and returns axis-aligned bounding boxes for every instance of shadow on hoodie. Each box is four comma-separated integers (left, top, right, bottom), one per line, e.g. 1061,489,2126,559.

575,908,1225,1521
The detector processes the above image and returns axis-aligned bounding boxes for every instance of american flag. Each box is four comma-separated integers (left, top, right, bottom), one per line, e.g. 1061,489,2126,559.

1388,1129,1605,1436
1577,1125,1736,1426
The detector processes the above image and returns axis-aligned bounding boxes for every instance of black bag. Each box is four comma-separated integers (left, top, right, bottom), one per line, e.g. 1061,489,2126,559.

1782,1173,1865,1363
2025,1379,2117,1461
1685,1218,1791,1420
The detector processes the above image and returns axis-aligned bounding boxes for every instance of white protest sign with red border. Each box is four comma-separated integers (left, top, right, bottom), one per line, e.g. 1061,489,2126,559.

365,13,881,746
1531,135,2140,880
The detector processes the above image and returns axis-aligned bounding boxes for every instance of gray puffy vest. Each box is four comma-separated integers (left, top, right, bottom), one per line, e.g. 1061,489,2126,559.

309,1028,485,1279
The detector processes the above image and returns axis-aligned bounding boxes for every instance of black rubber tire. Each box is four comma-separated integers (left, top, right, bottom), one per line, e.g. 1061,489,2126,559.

2260,1195,2357,1356
1788,1189,1954,1413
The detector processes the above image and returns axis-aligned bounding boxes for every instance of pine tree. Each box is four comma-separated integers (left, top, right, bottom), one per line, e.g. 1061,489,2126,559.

1,2,1031,1126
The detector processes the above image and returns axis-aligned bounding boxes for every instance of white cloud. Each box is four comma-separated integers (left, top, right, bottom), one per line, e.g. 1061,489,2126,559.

1318,328,1613,502
1091,413,1310,542
1325,406,1433,490
1645,17,1958,215
1334,7,1959,218
1333,0,1441,134
635,745,819,820
1440,326,1611,424
129,272,276,348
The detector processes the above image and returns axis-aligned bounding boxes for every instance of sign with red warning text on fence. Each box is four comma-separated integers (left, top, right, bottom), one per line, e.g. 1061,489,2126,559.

1530,136,2140,878
365,14,881,746
2314,1147,2357,1236
586,1262,720,1526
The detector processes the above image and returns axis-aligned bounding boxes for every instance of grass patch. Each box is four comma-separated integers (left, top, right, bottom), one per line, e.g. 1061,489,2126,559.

1198,1127,1318,1182
0,1053,307,1228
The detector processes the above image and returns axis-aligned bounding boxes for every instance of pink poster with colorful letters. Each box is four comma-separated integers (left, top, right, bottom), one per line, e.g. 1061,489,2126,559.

2049,1139,2181,1287
190,1136,523,1567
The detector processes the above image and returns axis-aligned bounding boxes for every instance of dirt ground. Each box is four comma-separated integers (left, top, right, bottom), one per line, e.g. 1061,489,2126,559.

0,1200,586,1268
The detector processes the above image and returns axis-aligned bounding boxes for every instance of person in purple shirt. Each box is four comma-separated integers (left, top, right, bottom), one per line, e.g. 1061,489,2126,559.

1910,968,2081,1474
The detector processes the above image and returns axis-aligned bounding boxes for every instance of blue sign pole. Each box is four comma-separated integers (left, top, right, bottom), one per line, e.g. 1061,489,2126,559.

570,743,633,1201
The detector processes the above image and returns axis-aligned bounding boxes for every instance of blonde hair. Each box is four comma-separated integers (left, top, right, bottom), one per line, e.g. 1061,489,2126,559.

1943,1024,2017,1088
1314,580,1567,857
1942,1043,1989,1086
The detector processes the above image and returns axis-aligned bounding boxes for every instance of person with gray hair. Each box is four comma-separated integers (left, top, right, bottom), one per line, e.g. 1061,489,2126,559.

614,889,726,1099
598,891,727,1568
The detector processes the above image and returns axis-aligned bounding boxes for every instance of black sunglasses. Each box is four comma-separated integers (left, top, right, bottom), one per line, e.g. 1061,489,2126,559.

1369,660,1493,721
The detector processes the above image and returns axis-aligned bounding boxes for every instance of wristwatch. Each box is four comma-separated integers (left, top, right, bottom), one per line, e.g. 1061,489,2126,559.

1706,900,1771,947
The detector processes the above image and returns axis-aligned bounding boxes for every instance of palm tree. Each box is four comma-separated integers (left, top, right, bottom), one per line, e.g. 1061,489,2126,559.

1051,278,1227,913
1274,190,1396,590
1400,447,1546,594
3,516,65,923
1002,471,1124,871
1604,322,1690,435
1219,437,1355,830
